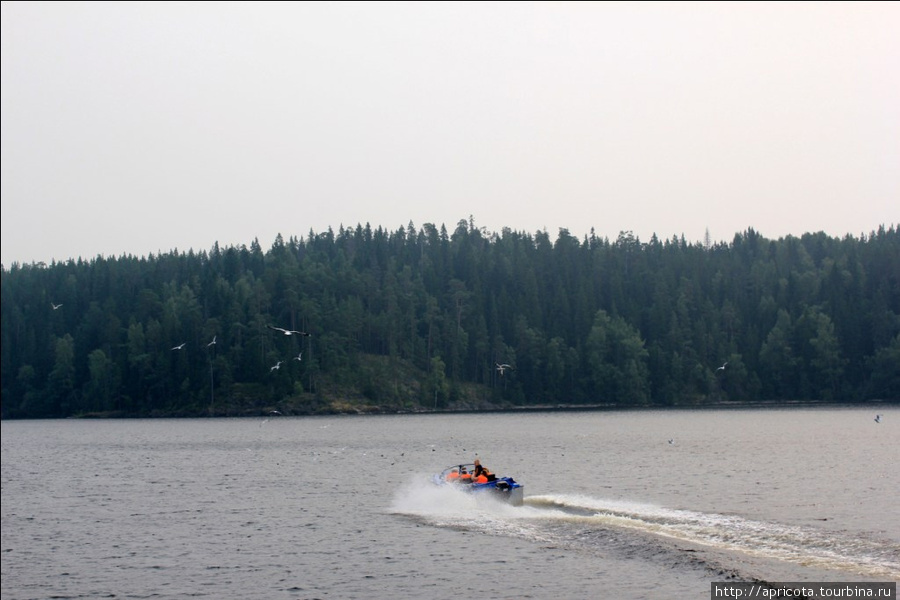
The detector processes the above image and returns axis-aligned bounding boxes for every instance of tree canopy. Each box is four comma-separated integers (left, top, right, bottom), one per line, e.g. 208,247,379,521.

2,220,898,418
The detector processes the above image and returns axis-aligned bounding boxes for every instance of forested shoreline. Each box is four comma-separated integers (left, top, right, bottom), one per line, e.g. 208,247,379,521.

2,219,899,419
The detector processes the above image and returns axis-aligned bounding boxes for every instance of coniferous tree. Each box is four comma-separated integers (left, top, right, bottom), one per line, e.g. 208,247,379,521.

1,222,897,417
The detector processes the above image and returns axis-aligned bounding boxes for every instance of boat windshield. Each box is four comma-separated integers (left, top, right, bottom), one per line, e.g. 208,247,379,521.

440,463,476,478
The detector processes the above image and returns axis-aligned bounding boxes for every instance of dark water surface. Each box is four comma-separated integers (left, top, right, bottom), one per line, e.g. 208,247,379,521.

2,407,897,599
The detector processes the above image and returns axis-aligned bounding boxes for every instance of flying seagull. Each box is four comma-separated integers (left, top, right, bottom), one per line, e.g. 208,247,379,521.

207,335,216,347
293,351,303,362
172,342,187,351
496,363,514,376
270,361,282,372
716,362,728,371
267,325,310,336
875,414,882,423
51,302,63,310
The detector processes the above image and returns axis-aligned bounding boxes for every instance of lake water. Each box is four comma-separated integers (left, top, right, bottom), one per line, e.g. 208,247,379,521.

1,407,897,599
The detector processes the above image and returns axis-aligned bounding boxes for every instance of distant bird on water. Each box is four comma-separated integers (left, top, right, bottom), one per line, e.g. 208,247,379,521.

716,362,728,371
875,414,882,423
270,361,282,372
668,439,675,445
172,342,186,351
261,410,282,426
267,325,310,337
207,335,216,347
51,302,63,310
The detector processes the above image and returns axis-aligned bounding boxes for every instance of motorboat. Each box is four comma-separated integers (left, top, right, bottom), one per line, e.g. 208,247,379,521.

432,463,524,506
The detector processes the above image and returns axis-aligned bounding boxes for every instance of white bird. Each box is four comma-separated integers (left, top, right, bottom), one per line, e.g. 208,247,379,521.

207,335,216,347
172,343,187,351
270,361,282,372
269,410,282,416
267,325,310,336
293,351,303,362
875,414,882,423
496,363,514,376
716,362,728,371
51,302,63,310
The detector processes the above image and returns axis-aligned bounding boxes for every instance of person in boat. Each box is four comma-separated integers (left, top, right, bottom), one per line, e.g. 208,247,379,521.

458,466,473,483
445,468,461,481
472,459,493,483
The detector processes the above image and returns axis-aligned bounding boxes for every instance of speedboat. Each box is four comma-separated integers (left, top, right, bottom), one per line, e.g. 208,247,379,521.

432,463,524,506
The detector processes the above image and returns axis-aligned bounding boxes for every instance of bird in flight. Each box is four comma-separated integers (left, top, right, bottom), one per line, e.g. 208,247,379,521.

267,325,310,336
293,351,303,362
207,335,216,347
51,302,63,310
716,362,728,371
270,361,283,372
172,343,187,351
496,363,514,376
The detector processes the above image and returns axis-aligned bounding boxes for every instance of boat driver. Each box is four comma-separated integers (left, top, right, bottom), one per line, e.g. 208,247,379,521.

473,458,493,483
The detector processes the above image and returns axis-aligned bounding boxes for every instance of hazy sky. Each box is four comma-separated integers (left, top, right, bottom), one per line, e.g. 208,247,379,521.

2,1,897,266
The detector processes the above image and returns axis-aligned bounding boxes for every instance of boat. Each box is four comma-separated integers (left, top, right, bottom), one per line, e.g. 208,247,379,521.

432,463,524,506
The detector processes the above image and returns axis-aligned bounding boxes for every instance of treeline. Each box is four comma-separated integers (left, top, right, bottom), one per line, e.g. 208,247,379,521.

2,219,899,418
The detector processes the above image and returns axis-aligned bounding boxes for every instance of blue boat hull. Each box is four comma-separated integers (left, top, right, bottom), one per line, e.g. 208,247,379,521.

471,477,524,506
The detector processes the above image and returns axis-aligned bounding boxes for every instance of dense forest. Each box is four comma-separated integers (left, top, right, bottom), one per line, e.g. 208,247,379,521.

2,219,899,419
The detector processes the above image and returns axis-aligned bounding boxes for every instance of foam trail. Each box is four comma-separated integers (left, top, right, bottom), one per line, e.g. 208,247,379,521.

390,476,556,540
526,494,900,579
391,480,899,579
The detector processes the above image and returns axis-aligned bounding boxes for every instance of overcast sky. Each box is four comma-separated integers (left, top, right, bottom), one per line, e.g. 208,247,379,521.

2,1,897,266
